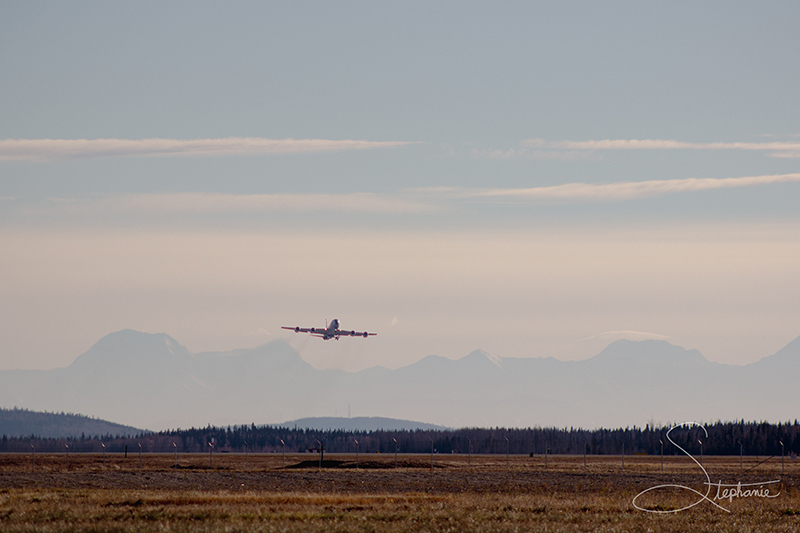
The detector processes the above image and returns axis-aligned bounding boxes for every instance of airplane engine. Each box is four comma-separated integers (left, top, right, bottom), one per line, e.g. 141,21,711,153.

362,332,368,338
295,327,300,332
350,330,355,335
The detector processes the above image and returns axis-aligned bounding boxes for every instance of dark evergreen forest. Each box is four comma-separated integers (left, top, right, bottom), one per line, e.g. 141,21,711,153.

3,420,799,457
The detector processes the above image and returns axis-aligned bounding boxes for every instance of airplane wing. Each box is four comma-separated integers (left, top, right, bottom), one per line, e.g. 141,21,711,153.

282,326,320,334
335,329,377,338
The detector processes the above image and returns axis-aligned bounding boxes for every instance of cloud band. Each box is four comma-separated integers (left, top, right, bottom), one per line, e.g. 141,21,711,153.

522,138,800,151
458,173,800,202
0,137,417,161
479,138,800,160
35,192,436,215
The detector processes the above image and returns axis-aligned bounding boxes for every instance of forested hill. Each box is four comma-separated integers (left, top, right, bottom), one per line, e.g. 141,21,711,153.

0,407,142,438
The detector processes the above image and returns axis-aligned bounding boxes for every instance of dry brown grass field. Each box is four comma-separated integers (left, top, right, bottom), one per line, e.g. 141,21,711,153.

1,452,799,531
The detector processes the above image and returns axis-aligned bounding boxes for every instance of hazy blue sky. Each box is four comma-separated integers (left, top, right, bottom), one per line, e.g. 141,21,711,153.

2,1,799,372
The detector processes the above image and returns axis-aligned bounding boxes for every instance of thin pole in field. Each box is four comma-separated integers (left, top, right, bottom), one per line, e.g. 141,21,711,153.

429,437,434,472
173,442,177,469
281,439,285,469
355,439,359,469
505,436,509,472
102,443,106,470
31,444,35,472
139,443,142,469
660,439,663,472
738,441,743,475
393,438,398,468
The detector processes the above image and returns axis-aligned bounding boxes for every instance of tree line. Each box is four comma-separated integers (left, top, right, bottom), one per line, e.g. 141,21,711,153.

2,420,799,456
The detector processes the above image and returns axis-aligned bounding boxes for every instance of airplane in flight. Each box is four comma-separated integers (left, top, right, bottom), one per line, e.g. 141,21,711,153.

282,319,377,340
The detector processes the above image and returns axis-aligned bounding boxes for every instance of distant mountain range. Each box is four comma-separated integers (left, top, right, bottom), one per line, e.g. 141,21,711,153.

1,329,798,431
0,407,142,438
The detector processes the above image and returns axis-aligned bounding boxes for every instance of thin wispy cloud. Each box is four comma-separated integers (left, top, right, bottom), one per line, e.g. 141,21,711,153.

479,138,800,159
15,174,800,219
449,173,800,202
0,137,418,161
524,138,800,151
40,192,436,215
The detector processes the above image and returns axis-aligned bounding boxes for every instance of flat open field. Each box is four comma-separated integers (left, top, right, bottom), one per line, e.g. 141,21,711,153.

1,453,799,531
